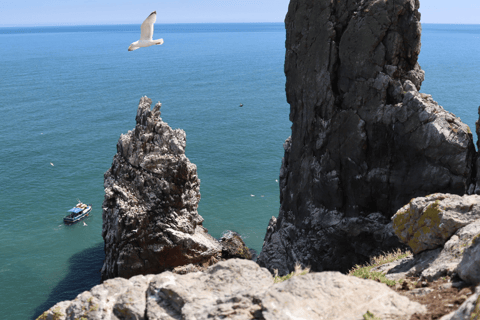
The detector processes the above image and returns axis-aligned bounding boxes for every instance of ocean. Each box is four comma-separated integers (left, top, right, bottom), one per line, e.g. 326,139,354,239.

0,23,479,319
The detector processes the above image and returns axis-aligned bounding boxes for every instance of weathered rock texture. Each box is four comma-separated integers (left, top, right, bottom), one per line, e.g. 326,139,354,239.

258,0,476,274
393,193,480,254
368,194,480,283
373,219,480,282
475,106,480,194
101,97,221,280
219,230,253,260
37,259,426,320
457,233,480,285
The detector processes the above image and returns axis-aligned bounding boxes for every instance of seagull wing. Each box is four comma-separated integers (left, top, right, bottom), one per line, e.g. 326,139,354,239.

140,11,156,40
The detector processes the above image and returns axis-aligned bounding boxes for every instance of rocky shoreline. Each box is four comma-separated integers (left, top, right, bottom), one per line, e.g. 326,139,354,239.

38,0,480,318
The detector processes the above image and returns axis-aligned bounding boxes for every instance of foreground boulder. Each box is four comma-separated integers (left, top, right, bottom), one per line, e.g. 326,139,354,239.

258,0,476,275
37,259,426,320
101,97,221,280
373,219,480,281
392,193,480,254
457,234,480,285
369,193,480,283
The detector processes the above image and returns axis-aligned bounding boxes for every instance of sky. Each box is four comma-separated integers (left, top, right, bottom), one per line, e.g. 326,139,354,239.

0,0,478,27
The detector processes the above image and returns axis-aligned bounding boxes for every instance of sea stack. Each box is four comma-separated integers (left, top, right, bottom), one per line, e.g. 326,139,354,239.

258,0,476,275
101,97,221,280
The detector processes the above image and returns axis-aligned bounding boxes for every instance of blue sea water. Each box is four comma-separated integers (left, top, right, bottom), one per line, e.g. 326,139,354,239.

0,23,479,319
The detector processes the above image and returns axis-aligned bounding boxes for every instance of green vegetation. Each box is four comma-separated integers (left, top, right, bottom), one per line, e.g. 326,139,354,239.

36,306,64,320
349,248,412,286
470,294,480,320
363,310,381,320
273,262,310,283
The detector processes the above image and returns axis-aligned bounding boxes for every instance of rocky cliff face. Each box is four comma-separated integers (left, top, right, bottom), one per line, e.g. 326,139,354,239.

101,97,221,280
258,0,476,275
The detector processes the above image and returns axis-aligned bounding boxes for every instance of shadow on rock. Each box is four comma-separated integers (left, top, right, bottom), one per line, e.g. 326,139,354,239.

32,242,104,319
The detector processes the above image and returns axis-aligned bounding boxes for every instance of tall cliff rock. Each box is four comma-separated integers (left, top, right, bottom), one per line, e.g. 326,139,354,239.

101,97,221,280
258,0,476,275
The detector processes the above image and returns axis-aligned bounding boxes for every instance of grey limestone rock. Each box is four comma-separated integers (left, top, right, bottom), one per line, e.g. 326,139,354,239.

374,220,480,281
392,193,480,254
37,259,426,320
457,232,480,285
258,0,476,274
101,96,221,280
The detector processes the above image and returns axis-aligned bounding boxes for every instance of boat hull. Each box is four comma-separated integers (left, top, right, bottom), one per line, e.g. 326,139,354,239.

63,206,92,224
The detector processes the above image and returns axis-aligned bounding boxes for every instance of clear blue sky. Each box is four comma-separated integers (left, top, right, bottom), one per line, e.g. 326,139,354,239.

0,0,478,27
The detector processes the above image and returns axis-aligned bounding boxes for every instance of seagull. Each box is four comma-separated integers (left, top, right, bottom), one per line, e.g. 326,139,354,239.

239,104,243,107
83,222,87,226
128,11,164,51
50,162,54,166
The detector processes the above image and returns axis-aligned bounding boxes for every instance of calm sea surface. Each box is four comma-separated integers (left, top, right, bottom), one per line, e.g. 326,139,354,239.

0,23,479,319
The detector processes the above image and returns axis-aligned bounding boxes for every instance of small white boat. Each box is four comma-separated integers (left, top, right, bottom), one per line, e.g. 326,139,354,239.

63,201,92,225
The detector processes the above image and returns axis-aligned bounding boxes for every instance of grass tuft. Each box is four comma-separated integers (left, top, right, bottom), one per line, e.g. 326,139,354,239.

349,248,412,286
363,310,381,320
273,262,310,283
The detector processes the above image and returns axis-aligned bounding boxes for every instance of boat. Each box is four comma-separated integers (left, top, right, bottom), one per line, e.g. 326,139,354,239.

63,201,92,224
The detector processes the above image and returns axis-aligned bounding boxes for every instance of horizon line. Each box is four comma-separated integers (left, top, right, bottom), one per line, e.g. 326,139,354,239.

1,21,479,28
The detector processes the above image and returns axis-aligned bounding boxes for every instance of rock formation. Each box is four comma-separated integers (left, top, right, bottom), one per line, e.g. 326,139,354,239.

258,0,476,274
392,193,480,254
101,97,222,280
370,193,480,281
37,259,426,320
475,106,480,194
219,230,254,260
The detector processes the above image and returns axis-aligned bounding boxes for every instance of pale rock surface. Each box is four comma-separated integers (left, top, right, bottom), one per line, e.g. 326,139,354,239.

101,96,221,280
392,193,480,254
372,220,480,281
457,233,480,285
37,259,426,320
258,0,476,275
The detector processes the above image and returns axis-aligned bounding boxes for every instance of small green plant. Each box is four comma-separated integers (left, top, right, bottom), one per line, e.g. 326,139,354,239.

369,248,411,266
470,294,480,320
363,310,381,320
349,265,396,286
349,248,412,287
89,303,99,312
273,262,310,283
36,306,64,320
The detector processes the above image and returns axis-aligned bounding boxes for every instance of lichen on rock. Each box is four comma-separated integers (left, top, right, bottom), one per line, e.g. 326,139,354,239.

101,96,221,280
392,193,480,254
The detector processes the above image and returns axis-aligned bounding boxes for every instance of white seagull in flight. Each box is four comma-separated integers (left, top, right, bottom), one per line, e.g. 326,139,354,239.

128,11,164,51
